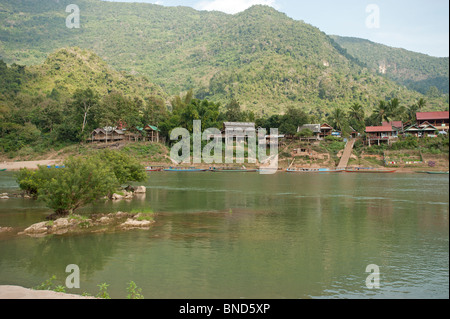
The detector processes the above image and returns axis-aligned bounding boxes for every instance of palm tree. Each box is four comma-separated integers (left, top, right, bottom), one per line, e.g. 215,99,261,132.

417,98,426,110
373,100,390,125
406,98,426,123
348,103,365,132
329,107,346,132
349,103,364,121
372,98,402,125
387,98,400,116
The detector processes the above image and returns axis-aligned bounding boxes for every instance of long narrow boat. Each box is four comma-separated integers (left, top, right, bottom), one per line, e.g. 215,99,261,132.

426,171,449,175
210,167,258,173
146,167,163,172
163,167,207,172
345,168,396,173
286,168,344,173
0,169,6,172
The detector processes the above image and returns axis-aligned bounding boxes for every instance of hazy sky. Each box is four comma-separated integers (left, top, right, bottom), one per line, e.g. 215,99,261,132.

103,0,449,57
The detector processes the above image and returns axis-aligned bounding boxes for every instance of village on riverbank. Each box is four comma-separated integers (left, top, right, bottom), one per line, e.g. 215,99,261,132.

1,111,448,174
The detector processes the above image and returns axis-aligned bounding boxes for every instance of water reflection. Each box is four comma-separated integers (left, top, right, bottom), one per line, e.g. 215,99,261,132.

0,172,448,298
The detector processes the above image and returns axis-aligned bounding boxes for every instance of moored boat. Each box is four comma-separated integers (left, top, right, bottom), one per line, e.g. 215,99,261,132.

145,166,163,172
0,169,6,172
163,167,207,172
345,168,396,173
210,167,258,173
286,168,344,173
426,171,449,175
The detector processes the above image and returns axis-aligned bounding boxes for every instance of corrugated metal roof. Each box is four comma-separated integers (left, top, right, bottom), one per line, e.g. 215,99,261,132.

298,124,321,133
382,121,403,128
365,125,393,133
416,112,449,121
224,122,256,128
145,125,160,132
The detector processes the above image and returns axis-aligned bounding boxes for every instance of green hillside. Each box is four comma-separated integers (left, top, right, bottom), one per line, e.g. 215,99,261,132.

0,47,167,156
0,0,448,115
331,36,449,95
21,47,167,100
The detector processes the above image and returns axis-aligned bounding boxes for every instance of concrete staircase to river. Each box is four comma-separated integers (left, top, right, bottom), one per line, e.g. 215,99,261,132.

337,138,356,169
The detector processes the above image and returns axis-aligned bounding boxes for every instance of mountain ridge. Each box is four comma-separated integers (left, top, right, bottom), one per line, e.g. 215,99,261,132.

0,0,448,114
331,35,449,95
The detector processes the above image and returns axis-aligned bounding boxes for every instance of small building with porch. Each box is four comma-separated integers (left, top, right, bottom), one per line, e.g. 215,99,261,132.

223,122,256,134
223,122,256,140
143,125,161,143
319,123,333,139
404,122,439,137
90,127,125,143
365,125,398,146
297,124,321,140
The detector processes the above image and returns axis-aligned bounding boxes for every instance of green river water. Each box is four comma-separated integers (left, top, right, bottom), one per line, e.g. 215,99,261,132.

0,171,448,299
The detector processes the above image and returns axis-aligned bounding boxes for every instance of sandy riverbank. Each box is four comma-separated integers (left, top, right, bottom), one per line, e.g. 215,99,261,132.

0,285,95,299
0,160,63,171
0,159,447,174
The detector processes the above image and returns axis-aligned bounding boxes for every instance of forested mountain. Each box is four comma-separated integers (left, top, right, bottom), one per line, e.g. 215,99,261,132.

0,47,168,154
0,0,448,115
19,47,167,100
331,36,449,95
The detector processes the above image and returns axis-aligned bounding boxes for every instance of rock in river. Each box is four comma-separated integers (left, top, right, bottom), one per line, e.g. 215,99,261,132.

120,218,153,229
134,186,147,194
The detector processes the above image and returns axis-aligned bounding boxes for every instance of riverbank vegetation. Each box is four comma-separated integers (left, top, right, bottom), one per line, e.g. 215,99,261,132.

16,150,146,218
1,48,448,170
34,275,144,299
0,46,448,160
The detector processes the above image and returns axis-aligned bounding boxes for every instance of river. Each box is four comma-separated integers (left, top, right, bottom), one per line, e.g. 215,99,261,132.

0,171,448,299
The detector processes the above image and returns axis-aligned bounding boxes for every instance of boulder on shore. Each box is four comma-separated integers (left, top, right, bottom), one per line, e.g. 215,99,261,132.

111,193,124,200
0,226,13,233
120,218,153,229
134,186,147,194
20,222,49,236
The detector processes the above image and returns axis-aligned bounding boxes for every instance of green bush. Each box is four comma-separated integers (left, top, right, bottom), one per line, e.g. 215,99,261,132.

324,135,343,142
390,137,419,150
92,149,147,186
37,156,119,217
16,167,59,198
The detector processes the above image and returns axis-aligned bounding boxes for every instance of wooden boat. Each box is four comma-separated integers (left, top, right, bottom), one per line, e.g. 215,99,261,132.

426,171,449,175
145,167,163,172
163,167,207,172
286,168,344,173
345,168,396,173
210,167,258,173
0,169,6,172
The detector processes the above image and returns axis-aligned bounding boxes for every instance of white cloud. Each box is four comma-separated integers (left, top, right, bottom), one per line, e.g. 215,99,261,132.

195,0,278,15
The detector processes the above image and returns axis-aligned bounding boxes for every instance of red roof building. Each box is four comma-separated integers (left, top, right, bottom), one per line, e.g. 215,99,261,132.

365,125,398,146
416,112,449,131
365,126,394,133
382,121,403,129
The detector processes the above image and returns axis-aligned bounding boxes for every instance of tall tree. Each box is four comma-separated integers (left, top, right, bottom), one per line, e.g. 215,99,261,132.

348,102,365,132
144,96,168,126
225,99,243,122
329,107,347,132
72,88,100,134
